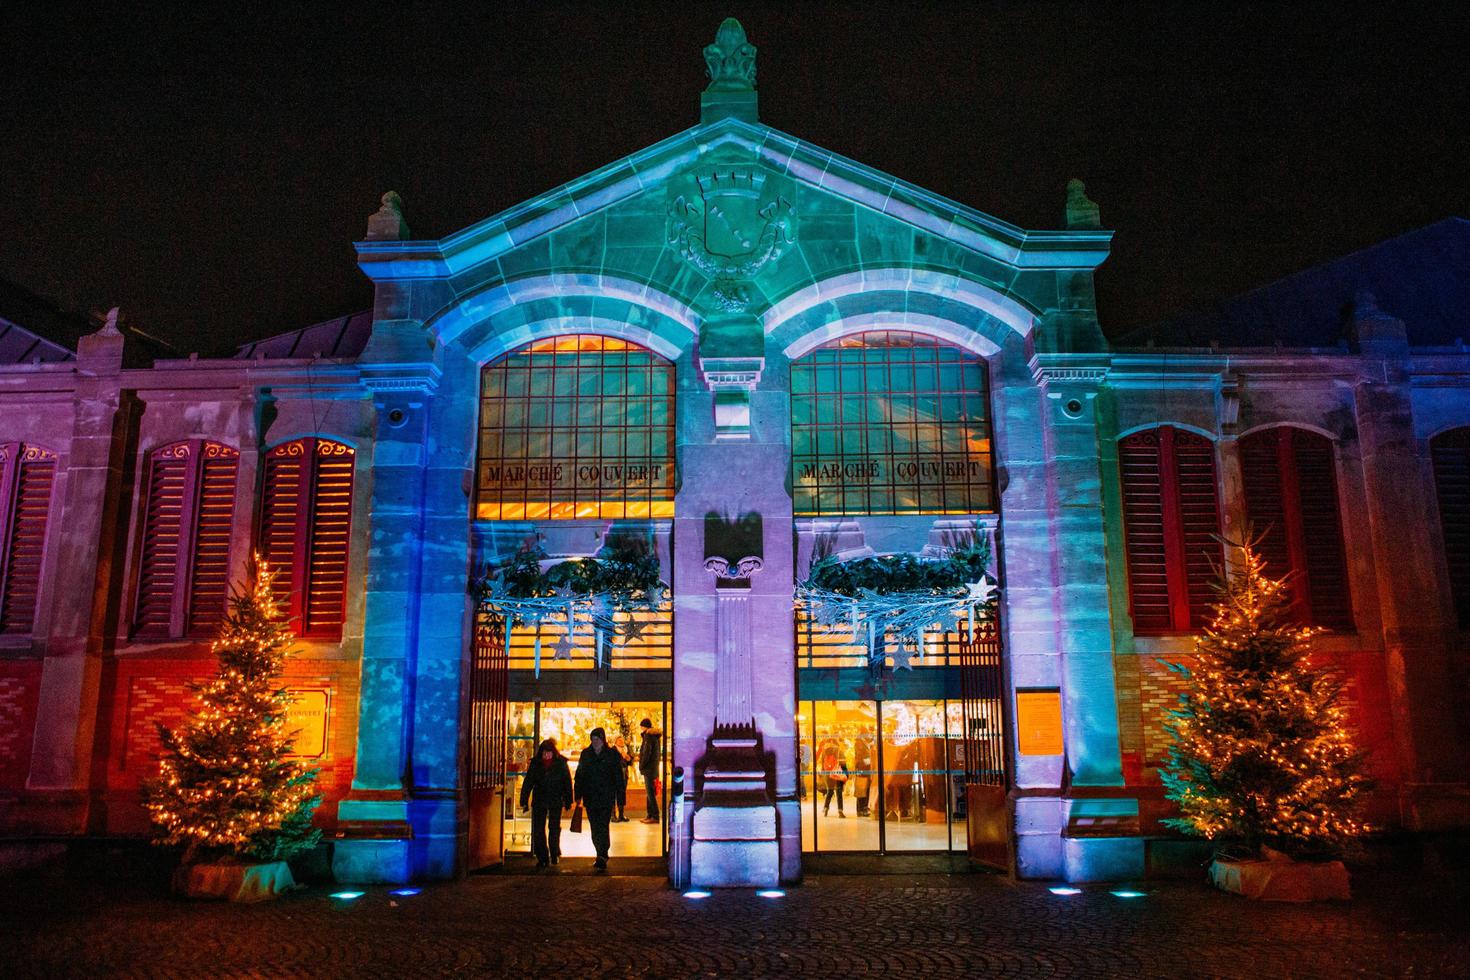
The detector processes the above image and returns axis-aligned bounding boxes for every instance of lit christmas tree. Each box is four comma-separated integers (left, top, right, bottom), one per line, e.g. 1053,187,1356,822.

1161,537,1371,859
144,559,321,864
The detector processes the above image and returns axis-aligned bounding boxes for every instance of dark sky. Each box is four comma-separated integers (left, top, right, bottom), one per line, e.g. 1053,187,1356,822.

2,2,1465,355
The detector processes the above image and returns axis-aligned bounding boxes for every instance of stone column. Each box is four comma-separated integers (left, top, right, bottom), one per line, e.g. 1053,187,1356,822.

707,556,761,726
1350,296,1470,829
23,314,131,833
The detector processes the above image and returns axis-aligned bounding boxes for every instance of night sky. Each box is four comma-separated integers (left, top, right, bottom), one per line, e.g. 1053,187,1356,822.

2,2,1465,355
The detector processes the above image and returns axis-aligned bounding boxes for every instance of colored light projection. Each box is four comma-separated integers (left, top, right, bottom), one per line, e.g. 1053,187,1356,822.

475,335,675,520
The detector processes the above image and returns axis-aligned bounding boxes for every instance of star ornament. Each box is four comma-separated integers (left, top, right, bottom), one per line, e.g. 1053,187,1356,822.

964,579,996,604
552,633,576,661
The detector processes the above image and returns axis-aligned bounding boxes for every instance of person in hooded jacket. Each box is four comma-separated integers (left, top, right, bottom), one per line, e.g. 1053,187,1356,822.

519,738,573,869
574,726,625,870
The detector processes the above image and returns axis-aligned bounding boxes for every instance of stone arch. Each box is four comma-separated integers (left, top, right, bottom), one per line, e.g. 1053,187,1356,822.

764,267,1038,358
1115,421,1218,443
427,273,698,363
1237,420,1339,444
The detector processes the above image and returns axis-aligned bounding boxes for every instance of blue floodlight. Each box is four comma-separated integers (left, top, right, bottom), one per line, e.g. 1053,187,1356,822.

329,891,365,900
756,889,785,898
682,890,712,899
1048,886,1083,896
389,888,421,897
1110,889,1146,899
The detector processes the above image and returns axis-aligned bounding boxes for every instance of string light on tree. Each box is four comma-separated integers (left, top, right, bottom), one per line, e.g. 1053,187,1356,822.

143,558,321,865
1160,536,1371,859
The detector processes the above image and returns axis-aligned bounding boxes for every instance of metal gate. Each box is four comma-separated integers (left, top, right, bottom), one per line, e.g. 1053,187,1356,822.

467,610,509,870
957,615,1010,871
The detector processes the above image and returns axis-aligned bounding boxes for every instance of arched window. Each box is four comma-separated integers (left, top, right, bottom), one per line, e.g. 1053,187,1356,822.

0,442,57,635
1431,427,1470,626
134,440,241,638
790,331,994,516
1239,427,1352,629
1118,426,1221,634
259,438,355,640
475,335,675,520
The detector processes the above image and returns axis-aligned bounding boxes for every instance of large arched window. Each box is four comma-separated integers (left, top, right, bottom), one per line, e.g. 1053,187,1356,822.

0,442,56,635
134,440,240,638
790,331,994,516
475,335,675,520
1118,426,1222,634
259,438,355,640
1431,426,1470,626
1239,427,1352,630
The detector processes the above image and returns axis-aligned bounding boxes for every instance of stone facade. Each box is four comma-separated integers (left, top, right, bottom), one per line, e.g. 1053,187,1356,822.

1,20,1466,883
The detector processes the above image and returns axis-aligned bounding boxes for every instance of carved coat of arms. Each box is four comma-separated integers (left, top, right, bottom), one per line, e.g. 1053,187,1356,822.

667,165,797,286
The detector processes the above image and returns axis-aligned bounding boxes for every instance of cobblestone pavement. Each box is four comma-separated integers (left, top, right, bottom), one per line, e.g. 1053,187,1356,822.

6,864,1469,978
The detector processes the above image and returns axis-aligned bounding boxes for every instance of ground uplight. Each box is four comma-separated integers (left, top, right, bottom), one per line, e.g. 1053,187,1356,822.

329,891,365,900
1048,886,1082,896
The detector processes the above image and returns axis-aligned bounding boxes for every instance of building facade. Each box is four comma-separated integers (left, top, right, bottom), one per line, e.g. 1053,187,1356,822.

2,20,1467,884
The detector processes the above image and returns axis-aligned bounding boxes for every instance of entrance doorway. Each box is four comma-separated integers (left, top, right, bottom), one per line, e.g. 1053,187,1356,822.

799,699,970,853
504,701,669,859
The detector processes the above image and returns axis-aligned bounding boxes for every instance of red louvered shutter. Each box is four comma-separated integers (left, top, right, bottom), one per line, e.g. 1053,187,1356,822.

1118,430,1174,633
1240,429,1294,586
134,443,190,637
1172,429,1223,629
1431,428,1470,627
0,444,57,634
260,441,308,627
1119,427,1221,634
1292,430,1352,630
302,441,354,638
259,438,354,640
186,444,240,635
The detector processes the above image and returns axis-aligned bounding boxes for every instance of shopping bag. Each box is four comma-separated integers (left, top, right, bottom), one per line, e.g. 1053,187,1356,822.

569,804,584,834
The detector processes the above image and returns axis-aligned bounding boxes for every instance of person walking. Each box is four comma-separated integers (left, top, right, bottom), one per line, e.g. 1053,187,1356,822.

518,738,573,869
637,718,663,824
821,746,849,818
574,726,625,871
613,735,633,822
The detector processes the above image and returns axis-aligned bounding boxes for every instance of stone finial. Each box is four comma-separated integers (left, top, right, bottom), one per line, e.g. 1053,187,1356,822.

365,191,409,241
78,305,125,369
705,18,756,92
1065,178,1101,230
1350,288,1408,355
98,306,123,336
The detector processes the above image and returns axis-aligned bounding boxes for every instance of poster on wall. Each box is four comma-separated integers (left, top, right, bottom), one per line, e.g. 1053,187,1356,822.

1015,690,1064,756
284,688,330,759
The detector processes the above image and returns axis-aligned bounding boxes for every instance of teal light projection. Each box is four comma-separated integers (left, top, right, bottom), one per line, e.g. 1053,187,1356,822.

790,331,995,516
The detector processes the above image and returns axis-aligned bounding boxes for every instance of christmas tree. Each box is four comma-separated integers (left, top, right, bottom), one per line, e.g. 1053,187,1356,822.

1161,537,1371,859
144,559,321,864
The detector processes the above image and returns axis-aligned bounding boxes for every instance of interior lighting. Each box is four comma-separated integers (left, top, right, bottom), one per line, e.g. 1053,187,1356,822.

1110,890,1146,899
389,888,420,897
1048,886,1082,896
757,889,785,898
330,891,365,900
682,890,712,899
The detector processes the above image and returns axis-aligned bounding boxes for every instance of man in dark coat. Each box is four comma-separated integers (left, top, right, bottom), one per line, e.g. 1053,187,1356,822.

519,738,573,869
637,718,663,823
574,726,625,870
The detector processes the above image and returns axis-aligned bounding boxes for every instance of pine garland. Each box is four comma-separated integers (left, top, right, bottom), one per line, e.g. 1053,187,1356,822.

797,531,999,669
143,559,321,865
1160,537,1371,859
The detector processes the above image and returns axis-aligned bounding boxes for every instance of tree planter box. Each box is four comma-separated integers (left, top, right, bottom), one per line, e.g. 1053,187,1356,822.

1210,854,1350,902
172,860,296,902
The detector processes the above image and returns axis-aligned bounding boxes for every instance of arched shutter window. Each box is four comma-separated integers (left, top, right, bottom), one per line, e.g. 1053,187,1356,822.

1240,427,1352,629
259,438,355,640
1430,427,1470,627
0,443,57,635
134,440,240,638
1118,426,1222,634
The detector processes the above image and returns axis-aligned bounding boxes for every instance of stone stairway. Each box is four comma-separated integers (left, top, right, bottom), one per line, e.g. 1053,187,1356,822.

690,726,779,887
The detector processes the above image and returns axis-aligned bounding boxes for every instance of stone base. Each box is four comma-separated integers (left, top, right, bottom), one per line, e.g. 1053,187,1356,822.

1210,855,1351,902
691,838,779,888
172,860,295,902
332,837,411,884
1400,782,1470,832
1063,835,1145,883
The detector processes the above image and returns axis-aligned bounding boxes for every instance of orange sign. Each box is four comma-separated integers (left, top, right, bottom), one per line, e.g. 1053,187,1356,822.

285,688,330,759
1015,691,1064,756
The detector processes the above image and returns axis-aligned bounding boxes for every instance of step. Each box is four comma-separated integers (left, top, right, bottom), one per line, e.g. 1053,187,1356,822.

690,839,779,889
693,803,777,841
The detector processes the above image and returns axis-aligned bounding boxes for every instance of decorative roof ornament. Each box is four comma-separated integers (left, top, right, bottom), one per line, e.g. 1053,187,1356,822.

366,191,409,241
1065,178,1101,230
704,17,756,92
